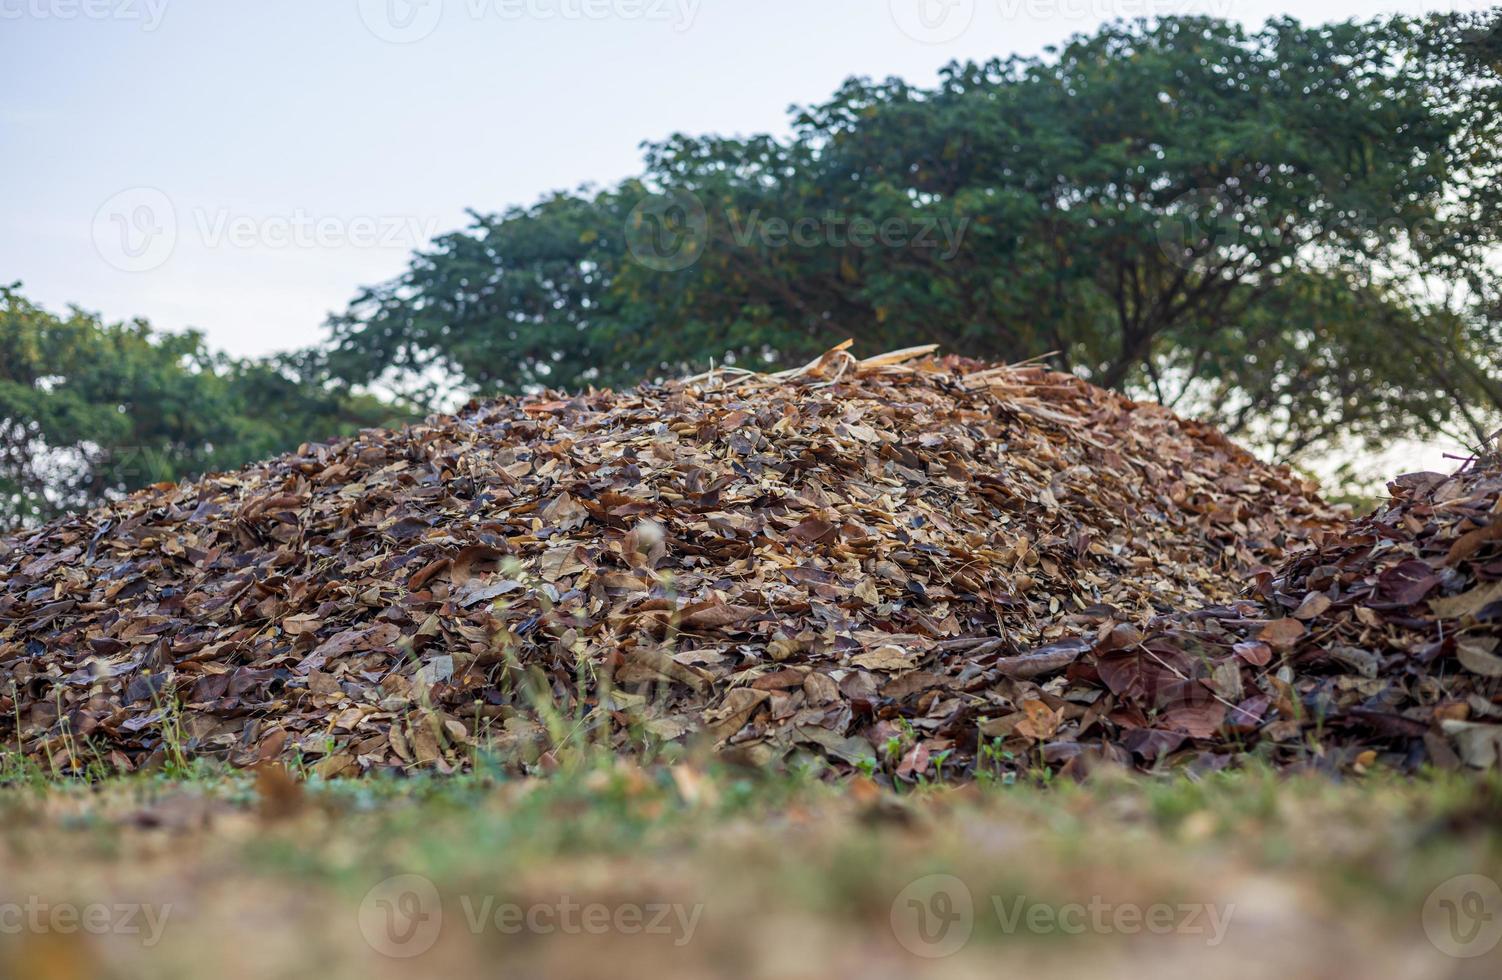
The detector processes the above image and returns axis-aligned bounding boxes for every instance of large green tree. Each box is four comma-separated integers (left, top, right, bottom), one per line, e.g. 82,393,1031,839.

0,285,405,528
327,13,1502,463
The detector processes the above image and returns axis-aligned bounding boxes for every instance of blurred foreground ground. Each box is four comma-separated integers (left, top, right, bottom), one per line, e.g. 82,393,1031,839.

0,765,1498,979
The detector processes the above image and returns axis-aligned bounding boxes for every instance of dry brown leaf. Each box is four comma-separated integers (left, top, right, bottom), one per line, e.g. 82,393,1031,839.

1258,618,1307,649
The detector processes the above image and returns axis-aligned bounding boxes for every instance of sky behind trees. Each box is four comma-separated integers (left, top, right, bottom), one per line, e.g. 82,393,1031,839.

2,0,1490,358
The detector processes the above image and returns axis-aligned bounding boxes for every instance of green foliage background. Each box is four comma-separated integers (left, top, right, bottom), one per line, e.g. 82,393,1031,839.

0,286,407,528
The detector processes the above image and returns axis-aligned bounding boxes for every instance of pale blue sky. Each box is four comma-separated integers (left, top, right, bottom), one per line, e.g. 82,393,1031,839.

0,0,1489,358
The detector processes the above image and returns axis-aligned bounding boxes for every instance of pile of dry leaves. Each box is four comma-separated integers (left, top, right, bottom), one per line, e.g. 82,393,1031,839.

1059,464,1502,775
4,343,1487,780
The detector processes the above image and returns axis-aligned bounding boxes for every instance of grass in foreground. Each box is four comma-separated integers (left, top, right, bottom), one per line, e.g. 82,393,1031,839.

0,762,1497,978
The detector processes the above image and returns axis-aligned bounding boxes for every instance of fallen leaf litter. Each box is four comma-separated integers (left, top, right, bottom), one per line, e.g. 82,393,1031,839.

2,344,1497,779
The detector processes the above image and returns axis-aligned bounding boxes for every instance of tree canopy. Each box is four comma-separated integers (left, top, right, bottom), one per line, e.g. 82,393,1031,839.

327,12,1502,465
0,285,406,527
